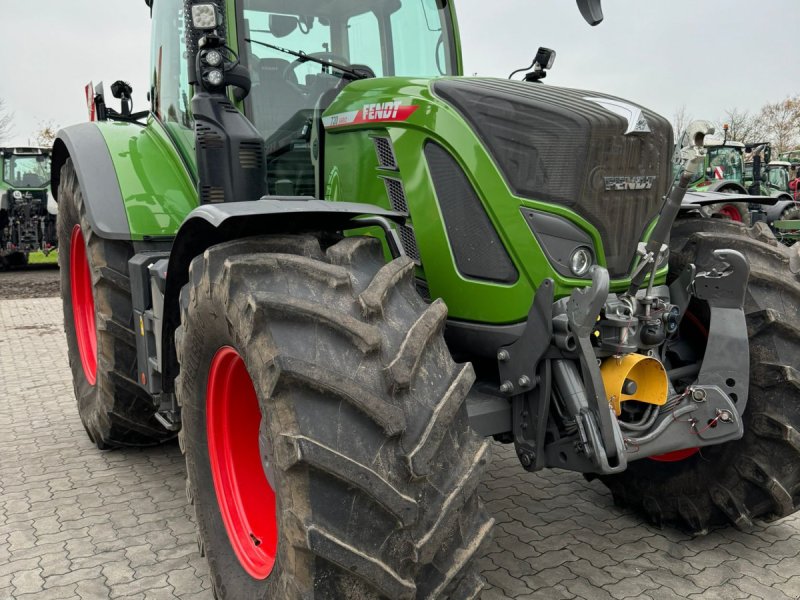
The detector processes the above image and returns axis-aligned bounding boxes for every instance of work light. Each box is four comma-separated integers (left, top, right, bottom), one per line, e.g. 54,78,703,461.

191,3,221,30
203,49,223,67
206,69,224,87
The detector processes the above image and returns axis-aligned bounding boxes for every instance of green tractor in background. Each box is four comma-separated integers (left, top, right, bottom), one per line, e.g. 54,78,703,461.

674,121,753,223
0,147,56,267
54,0,800,597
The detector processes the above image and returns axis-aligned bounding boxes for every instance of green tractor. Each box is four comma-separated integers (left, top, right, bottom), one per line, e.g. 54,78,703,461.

54,0,800,597
674,121,753,223
0,147,56,266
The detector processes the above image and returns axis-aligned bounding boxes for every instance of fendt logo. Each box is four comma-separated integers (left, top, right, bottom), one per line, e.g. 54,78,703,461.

322,102,419,129
604,176,657,191
363,101,403,120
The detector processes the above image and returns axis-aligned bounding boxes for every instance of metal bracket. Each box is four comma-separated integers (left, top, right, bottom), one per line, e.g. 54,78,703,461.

565,266,626,471
497,279,555,471
627,248,750,459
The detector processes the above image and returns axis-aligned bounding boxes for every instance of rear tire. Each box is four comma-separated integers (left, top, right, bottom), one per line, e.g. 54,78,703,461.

597,219,800,533
58,158,173,448
176,235,493,599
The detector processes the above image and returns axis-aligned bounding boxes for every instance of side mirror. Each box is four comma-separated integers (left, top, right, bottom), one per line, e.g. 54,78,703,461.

269,14,298,38
576,0,604,26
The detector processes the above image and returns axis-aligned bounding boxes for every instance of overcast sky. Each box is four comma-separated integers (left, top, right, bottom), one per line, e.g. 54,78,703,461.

1,0,797,146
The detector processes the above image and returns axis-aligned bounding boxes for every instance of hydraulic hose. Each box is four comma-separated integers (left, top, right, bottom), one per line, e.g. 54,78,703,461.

626,405,695,445
618,404,659,432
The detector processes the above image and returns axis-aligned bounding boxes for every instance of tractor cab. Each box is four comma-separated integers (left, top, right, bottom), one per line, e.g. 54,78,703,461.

764,160,792,194
240,0,458,197
703,142,744,184
2,148,51,190
674,123,747,193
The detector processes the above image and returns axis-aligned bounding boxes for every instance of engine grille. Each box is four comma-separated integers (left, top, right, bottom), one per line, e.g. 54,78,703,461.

433,79,673,277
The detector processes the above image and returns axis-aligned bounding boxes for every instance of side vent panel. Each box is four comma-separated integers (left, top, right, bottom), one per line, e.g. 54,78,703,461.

424,142,518,284
383,178,409,214
398,224,420,263
373,136,398,170
239,141,264,170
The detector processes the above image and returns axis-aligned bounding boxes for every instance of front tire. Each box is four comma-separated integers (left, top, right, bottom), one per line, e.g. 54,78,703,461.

597,219,800,533
177,235,493,599
58,159,173,448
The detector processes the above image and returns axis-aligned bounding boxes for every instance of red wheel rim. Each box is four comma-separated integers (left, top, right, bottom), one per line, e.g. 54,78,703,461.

717,204,742,222
70,225,97,385
207,347,278,579
649,447,699,462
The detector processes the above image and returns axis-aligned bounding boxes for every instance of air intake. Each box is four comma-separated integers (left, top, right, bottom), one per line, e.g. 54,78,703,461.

373,137,398,170
239,142,264,170
424,141,518,283
383,178,408,214
398,224,421,263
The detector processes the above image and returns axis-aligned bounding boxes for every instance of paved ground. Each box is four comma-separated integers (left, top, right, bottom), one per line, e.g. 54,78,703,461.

0,266,59,300
2,294,800,599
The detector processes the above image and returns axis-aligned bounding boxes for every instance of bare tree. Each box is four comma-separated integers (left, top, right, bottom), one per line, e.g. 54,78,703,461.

0,98,13,144
719,107,769,143
33,120,59,148
757,96,800,154
672,104,692,137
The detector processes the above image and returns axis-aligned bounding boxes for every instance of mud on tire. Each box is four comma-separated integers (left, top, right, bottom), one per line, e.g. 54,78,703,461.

598,218,800,533
176,235,493,599
58,158,173,447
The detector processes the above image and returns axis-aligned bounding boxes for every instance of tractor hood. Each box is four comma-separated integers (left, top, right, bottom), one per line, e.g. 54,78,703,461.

431,78,673,277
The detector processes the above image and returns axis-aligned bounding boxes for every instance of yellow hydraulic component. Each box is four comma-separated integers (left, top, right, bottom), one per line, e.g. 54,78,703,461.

600,354,668,416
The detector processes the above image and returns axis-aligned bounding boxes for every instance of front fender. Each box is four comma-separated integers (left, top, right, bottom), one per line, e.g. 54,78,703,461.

160,199,405,391
52,119,197,240
51,123,132,240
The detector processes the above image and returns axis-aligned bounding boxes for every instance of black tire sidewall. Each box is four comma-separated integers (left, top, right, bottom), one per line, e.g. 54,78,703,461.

180,296,290,599
57,160,101,442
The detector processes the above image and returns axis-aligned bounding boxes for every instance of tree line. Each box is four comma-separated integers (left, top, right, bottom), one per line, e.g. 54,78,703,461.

674,95,800,154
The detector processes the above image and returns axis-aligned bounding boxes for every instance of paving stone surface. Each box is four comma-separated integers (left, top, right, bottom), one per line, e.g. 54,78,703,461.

2,296,800,599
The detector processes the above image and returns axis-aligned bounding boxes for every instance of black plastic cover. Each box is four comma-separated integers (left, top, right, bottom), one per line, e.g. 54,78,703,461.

425,141,518,284
433,79,673,277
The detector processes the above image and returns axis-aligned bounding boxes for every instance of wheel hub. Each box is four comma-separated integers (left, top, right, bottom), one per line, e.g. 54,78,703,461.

206,347,278,579
70,225,97,385
718,204,742,222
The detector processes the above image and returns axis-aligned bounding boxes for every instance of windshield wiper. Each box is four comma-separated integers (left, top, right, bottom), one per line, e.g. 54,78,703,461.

244,38,369,81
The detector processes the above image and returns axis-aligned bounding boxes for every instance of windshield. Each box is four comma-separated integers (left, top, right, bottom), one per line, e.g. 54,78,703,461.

241,0,456,147
768,166,790,192
707,146,743,183
3,154,50,189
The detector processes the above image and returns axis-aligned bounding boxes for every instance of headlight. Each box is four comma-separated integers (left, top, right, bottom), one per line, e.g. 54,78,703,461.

569,246,594,277
191,3,221,30
12,190,22,199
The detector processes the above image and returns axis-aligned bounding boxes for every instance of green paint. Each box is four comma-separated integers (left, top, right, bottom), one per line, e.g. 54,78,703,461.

96,119,198,240
322,77,666,324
